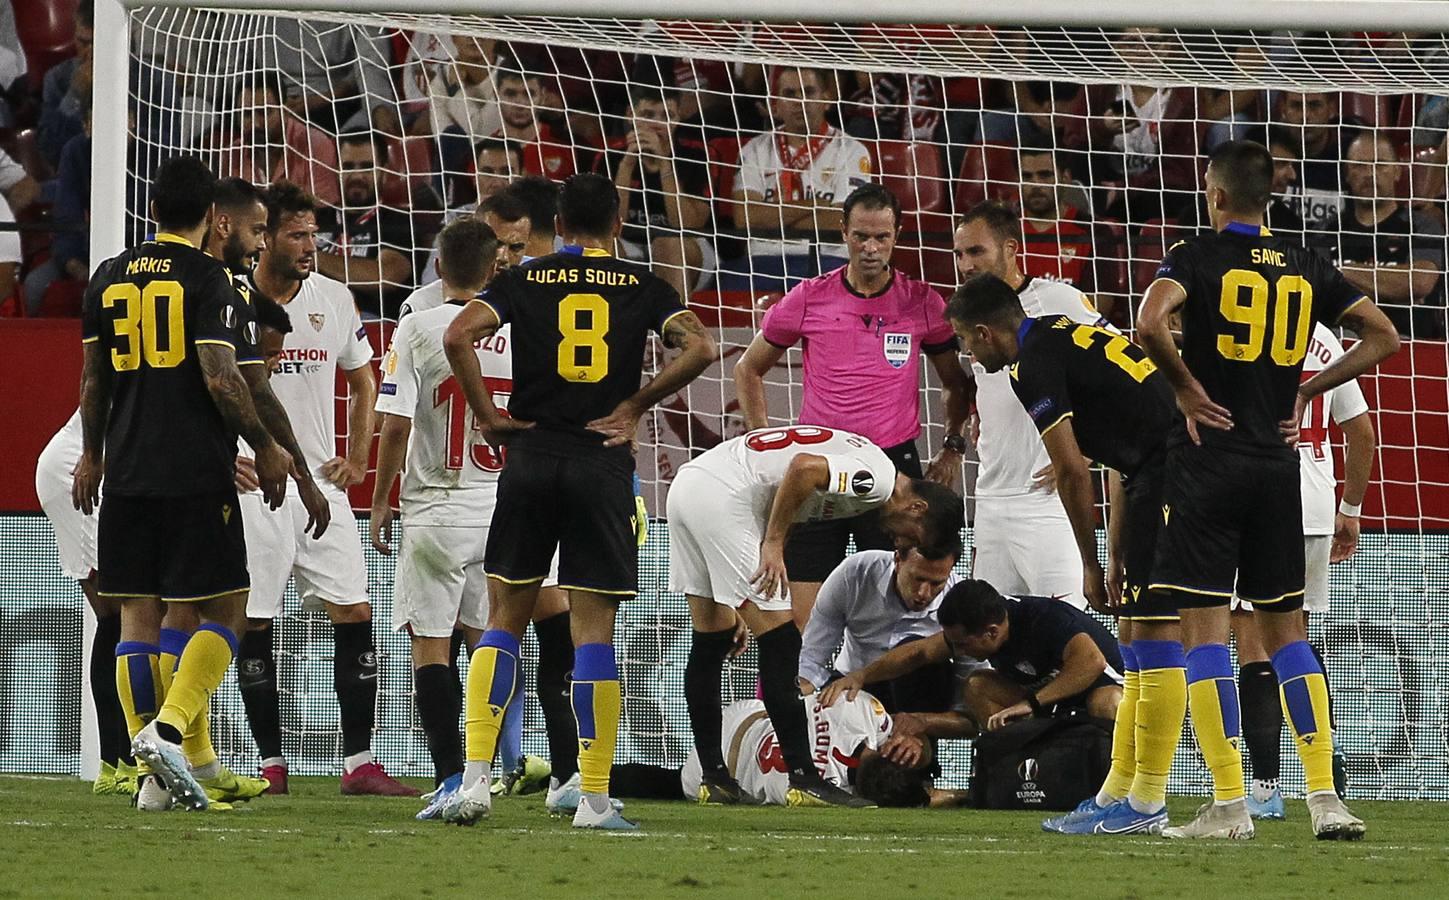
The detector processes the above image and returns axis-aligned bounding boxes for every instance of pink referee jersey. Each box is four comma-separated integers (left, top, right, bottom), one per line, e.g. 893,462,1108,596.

760,266,956,448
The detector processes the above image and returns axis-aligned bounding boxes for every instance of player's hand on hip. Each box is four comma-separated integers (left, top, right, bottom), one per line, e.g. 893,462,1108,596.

369,503,394,554
235,455,259,493
1280,391,1308,446
587,400,644,449
297,476,331,539
925,448,963,491
1331,511,1361,563
797,677,816,696
481,413,534,448
750,539,789,603
1031,462,1058,494
1175,382,1232,445
321,456,366,489
255,443,293,511
71,455,103,515
818,672,863,708
987,701,1032,731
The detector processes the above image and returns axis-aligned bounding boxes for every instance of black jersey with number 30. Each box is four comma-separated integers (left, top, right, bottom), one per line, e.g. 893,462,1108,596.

1154,224,1366,457
80,234,256,497
476,248,685,444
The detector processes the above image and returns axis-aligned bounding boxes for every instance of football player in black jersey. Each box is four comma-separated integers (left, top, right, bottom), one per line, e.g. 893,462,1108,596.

441,173,718,829
1138,139,1399,840
73,156,291,811
946,273,1187,837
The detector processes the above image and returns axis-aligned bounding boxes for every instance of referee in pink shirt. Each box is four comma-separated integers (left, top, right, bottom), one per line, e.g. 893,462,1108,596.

735,184,973,628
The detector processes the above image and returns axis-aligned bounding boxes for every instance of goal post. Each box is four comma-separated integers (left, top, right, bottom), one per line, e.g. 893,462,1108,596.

71,0,1449,798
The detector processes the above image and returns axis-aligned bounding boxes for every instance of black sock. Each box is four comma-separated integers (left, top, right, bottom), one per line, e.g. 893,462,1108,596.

1310,642,1336,731
333,621,378,758
533,611,578,781
611,763,685,799
156,722,183,745
448,630,466,706
685,626,736,773
1239,660,1282,782
414,664,463,785
756,623,814,779
238,627,283,761
91,613,124,765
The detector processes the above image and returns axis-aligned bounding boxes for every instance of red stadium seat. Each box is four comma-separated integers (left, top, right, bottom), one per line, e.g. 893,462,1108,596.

38,278,85,318
1342,92,1389,129
955,143,1019,215
380,136,436,207
706,135,746,224
13,0,79,89
1129,218,1183,299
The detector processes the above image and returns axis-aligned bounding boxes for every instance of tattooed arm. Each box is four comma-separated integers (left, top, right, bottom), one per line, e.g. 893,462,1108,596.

72,342,112,514
586,310,720,447
200,344,292,509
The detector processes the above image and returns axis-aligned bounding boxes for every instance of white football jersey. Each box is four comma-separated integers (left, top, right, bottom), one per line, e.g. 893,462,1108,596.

735,126,872,260
974,277,1107,497
1298,324,1369,536
727,693,893,805
376,302,514,525
681,427,896,523
397,279,447,319
243,274,373,488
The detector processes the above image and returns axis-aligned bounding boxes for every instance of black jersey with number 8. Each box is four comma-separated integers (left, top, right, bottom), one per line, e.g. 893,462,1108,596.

1154,225,1366,457
476,249,686,445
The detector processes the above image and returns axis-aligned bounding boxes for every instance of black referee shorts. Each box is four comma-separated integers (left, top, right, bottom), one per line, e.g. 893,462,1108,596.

1117,456,1179,623
97,490,250,602
783,439,922,583
484,437,638,596
1149,444,1306,612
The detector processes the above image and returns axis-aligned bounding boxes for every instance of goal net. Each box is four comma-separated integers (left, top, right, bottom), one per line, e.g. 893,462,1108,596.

92,4,1449,798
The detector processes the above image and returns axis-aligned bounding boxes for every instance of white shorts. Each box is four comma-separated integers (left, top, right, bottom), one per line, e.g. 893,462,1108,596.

35,430,96,580
972,493,1085,609
667,467,783,611
241,487,370,619
1230,534,1331,614
395,522,490,638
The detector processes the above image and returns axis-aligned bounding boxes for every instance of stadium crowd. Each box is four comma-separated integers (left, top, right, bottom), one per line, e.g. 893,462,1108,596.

0,7,1447,337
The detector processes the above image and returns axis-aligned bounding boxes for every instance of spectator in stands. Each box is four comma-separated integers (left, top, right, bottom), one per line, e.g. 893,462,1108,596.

39,0,93,168
843,72,943,143
975,81,1083,149
1275,91,1360,239
0,146,40,214
724,66,873,291
493,63,575,180
219,72,341,206
602,84,714,301
314,133,420,317
0,0,23,129
510,174,560,258
1176,126,1306,237
1016,145,1117,303
244,21,397,134
24,98,91,315
413,34,500,140
1337,132,1447,339
439,136,521,214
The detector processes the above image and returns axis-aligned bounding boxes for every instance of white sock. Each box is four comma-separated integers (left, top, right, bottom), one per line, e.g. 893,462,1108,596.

463,761,490,792
190,760,221,780
1095,789,1122,809
1128,794,1165,815
548,776,562,792
261,756,287,770
344,750,374,774
1214,796,1246,808
1251,778,1278,802
582,792,612,814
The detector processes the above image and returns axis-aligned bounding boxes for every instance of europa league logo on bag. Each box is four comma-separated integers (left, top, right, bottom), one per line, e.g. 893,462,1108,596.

1016,758,1047,805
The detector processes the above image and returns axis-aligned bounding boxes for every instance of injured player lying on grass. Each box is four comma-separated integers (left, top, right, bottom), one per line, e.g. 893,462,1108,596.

608,691,970,809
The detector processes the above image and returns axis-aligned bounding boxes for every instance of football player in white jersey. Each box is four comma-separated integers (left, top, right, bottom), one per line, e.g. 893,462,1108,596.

669,426,963,808
953,201,1108,610
1232,322,1374,819
406,188,533,317
233,181,416,797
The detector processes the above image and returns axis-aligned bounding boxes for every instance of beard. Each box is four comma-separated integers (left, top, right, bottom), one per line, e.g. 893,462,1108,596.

222,233,255,272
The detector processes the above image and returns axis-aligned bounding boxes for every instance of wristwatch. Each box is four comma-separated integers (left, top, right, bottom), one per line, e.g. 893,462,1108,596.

943,433,968,455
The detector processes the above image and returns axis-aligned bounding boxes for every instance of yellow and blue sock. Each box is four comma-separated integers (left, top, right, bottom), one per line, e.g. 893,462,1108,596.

572,643,620,797
1272,640,1336,795
1097,643,1139,806
463,630,519,789
499,680,525,774
155,624,236,745
116,641,162,774
1129,639,1186,814
158,628,218,774
1186,643,1245,803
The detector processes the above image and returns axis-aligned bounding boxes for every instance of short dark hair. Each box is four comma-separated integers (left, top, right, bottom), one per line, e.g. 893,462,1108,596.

478,187,531,225
151,155,217,232
1018,144,1060,168
263,180,318,232
237,70,283,104
510,176,559,238
474,136,522,166
945,272,1027,330
959,199,1019,244
253,293,292,335
937,580,1010,634
339,130,389,163
1208,139,1275,215
842,183,900,230
911,531,964,564
628,82,679,108
213,177,267,214
1265,124,1302,158
557,173,619,240
910,478,965,559
437,218,500,288
856,751,931,808
76,0,95,28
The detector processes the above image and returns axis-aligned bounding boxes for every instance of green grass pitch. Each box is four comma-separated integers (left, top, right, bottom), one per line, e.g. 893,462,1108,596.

3,775,1446,898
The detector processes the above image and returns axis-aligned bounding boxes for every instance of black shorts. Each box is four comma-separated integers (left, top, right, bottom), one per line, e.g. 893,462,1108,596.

784,439,922,583
484,437,637,596
97,490,249,602
1117,456,1179,622
1149,444,1305,612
